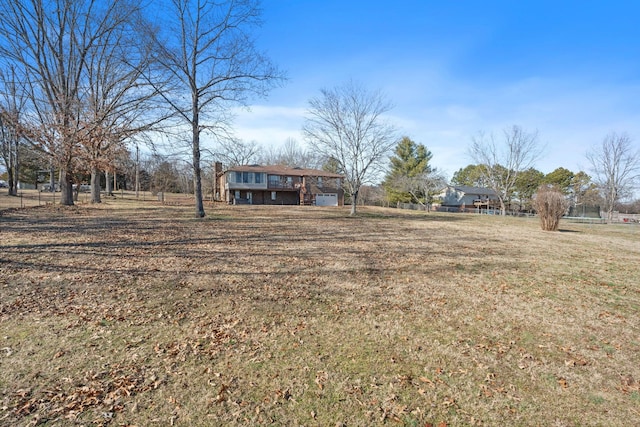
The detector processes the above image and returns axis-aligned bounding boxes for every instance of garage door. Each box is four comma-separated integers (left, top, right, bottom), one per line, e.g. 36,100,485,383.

315,193,338,206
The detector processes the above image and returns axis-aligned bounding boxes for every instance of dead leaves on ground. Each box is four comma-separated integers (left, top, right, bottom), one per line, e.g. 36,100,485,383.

618,374,640,394
3,204,640,425
5,365,156,425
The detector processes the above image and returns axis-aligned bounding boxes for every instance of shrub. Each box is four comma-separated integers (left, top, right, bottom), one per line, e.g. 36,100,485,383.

533,185,569,231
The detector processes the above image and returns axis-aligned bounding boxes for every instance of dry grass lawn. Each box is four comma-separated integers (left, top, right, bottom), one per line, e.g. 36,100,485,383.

1,195,639,426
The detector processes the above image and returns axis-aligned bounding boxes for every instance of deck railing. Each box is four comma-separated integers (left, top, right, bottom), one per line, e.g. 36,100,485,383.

267,182,296,190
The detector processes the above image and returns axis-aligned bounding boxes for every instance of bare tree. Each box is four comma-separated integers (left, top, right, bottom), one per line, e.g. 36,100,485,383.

79,15,159,204
148,0,284,218
0,67,27,196
469,125,543,215
586,132,640,221
216,138,263,167
387,170,446,210
0,112,19,195
257,138,320,168
277,137,320,168
357,184,386,206
0,0,145,205
256,144,280,166
415,170,447,210
303,81,398,215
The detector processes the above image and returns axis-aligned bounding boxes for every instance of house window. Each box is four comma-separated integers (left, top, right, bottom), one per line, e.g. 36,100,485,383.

268,175,280,186
242,171,250,183
247,192,252,203
317,177,323,187
271,191,276,201
234,190,240,199
255,173,263,184
235,171,242,183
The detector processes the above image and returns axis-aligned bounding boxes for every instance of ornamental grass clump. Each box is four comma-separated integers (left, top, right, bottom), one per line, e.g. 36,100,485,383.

533,185,569,231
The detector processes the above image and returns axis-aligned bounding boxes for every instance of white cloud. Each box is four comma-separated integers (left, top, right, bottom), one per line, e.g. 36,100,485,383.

232,105,307,147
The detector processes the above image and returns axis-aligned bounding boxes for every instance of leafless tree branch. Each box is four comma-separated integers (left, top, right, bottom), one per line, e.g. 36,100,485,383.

303,80,397,215
145,0,285,217
586,132,640,221
469,125,544,215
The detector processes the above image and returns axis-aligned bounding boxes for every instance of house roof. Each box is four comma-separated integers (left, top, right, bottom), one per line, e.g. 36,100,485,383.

226,164,343,178
448,185,498,196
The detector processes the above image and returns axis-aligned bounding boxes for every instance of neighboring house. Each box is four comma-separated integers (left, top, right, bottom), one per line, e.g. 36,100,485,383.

219,164,344,206
438,185,499,209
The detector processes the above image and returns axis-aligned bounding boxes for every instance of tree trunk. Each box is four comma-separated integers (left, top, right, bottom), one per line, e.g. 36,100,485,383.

7,166,17,196
90,167,101,203
49,161,55,193
350,189,358,216
135,145,140,198
13,143,19,195
106,170,113,196
192,113,205,218
8,142,18,195
607,187,616,222
60,168,74,206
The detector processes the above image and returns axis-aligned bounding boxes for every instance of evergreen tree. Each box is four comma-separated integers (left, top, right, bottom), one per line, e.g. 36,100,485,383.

514,167,545,211
543,167,574,194
383,137,432,204
451,164,488,187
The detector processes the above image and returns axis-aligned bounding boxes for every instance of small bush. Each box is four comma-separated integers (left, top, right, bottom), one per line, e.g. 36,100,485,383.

533,186,569,231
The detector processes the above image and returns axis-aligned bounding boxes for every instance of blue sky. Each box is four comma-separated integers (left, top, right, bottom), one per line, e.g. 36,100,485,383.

229,0,640,180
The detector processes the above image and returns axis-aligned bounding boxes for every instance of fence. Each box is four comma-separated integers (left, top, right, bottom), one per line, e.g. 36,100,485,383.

392,202,640,224
396,202,429,211
610,212,640,223
395,203,537,216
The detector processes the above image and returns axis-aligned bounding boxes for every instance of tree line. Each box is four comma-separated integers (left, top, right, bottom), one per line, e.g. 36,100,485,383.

1,1,638,219
4,80,640,219
0,0,283,217
380,128,640,220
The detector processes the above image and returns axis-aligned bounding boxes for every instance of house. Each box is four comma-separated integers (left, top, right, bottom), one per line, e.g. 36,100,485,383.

219,164,344,206
438,185,499,209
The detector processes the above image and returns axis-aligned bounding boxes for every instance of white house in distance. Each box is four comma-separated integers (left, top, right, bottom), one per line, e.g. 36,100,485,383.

218,164,344,206
437,185,499,210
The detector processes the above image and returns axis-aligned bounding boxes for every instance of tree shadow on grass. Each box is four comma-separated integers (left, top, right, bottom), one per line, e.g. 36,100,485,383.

1,204,524,305
344,210,471,222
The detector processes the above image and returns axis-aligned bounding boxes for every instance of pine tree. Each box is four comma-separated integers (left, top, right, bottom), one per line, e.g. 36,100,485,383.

383,137,432,204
